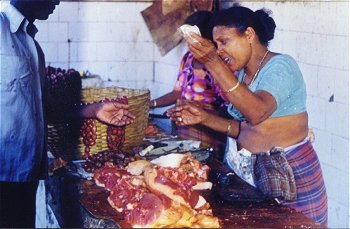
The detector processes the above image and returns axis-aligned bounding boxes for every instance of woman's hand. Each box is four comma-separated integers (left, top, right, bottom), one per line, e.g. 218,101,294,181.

95,102,135,126
166,101,209,126
184,33,220,65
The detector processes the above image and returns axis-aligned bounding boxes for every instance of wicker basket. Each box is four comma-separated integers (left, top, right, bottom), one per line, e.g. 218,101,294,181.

47,87,150,161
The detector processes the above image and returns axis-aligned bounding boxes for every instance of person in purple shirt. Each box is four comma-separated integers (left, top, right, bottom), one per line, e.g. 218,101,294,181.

0,1,135,227
149,11,228,154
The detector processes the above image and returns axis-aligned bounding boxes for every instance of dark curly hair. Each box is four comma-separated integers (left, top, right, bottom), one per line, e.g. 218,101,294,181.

212,6,276,46
185,11,213,41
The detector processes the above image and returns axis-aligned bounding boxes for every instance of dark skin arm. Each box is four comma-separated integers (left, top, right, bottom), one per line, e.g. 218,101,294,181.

79,102,135,126
172,33,309,153
185,33,277,126
47,101,135,126
149,90,181,108
166,100,240,138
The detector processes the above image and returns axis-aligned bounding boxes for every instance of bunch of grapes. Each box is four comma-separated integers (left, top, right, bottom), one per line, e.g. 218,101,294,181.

107,126,125,151
105,96,128,151
81,118,97,158
45,66,82,117
83,150,146,172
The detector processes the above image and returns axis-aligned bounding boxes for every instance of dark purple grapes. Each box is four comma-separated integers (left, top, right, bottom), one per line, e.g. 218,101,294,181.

45,66,82,117
82,150,145,172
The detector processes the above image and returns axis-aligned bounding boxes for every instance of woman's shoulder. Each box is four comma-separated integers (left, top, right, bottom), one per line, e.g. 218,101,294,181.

268,53,300,66
179,51,193,69
264,53,300,73
268,53,296,64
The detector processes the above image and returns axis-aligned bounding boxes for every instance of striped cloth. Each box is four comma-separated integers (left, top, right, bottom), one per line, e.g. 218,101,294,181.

252,149,297,201
283,141,328,226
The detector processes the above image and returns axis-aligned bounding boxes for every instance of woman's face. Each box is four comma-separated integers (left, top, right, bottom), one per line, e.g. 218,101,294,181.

213,26,251,72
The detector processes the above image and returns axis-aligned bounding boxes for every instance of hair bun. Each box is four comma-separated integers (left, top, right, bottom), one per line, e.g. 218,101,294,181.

253,8,276,46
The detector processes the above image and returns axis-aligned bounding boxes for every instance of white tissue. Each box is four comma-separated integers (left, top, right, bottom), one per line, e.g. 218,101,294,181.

178,24,201,42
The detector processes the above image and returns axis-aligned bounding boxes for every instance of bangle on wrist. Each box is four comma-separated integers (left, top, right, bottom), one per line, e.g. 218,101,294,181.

226,121,241,138
235,121,241,139
225,81,240,93
226,120,232,135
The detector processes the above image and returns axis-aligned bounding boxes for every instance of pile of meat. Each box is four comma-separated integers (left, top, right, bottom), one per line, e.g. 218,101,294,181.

92,153,220,228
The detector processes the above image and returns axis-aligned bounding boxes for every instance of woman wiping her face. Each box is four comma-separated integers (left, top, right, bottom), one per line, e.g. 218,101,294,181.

167,5,327,226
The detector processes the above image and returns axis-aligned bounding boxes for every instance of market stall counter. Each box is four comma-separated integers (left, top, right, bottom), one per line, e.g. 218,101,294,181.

45,120,323,228
45,170,321,228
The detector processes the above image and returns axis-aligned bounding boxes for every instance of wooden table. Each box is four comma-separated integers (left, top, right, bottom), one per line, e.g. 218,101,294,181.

75,178,322,228
44,168,321,228
46,120,322,228
206,193,320,228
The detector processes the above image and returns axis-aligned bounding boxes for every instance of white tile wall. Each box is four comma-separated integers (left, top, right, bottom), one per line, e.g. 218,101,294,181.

2,0,347,227
34,1,155,86
299,63,318,97
325,102,349,136
325,168,348,211
317,66,335,101
328,198,349,229
334,69,349,104
332,135,350,174
307,96,328,129
312,129,333,163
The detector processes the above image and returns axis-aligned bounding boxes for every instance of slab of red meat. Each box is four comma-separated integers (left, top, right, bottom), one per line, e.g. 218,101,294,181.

125,193,164,227
107,175,148,213
93,163,128,190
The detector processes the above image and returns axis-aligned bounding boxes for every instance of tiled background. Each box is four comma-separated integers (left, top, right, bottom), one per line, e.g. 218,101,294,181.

2,0,349,227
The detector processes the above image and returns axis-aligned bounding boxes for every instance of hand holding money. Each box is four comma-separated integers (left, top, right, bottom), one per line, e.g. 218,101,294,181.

178,24,201,43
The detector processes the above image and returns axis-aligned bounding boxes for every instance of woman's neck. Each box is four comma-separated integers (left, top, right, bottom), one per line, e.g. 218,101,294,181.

244,47,269,78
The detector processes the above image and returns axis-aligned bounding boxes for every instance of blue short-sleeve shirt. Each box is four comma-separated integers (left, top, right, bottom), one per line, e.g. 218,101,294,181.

227,54,306,121
1,3,47,182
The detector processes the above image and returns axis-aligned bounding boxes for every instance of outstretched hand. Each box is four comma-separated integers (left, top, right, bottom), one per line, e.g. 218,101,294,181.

166,100,208,126
96,102,135,126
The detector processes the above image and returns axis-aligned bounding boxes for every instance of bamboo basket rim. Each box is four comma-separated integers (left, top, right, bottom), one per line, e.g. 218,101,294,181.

82,86,150,94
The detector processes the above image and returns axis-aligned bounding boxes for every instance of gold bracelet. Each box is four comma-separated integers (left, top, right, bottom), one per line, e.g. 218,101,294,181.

226,121,232,135
225,81,240,93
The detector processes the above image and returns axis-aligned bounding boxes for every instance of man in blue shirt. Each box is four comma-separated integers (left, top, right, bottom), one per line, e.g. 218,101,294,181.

0,1,135,227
